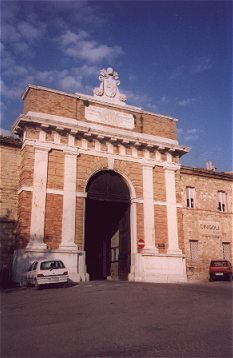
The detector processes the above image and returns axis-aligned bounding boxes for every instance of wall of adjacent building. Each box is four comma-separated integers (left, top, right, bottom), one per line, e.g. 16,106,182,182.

181,167,233,280
0,137,21,284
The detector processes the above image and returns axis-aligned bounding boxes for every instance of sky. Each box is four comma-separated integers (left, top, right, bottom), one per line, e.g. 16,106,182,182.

1,0,232,171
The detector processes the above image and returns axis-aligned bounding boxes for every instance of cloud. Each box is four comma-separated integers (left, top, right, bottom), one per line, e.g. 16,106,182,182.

169,65,185,80
160,95,168,105
1,2,47,57
17,21,46,42
178,127,203,142
0,128,12,136
123,89,154,109
170,57,212,81
34,64,98,92
0,80,24,99
192,57,212,73
176,97,196,106
59,30,124,63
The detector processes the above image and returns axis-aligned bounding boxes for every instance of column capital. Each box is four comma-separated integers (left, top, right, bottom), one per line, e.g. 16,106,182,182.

141,160,155,169
164,163,180,171
63,147,79,156
34,143,51,152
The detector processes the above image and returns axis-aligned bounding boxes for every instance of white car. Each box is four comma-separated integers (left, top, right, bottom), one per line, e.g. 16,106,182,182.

26,260,69,289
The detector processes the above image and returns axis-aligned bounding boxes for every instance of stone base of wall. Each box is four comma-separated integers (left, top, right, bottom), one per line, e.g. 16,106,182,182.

12,250,188,284
12,248,88,285
132,253,187,283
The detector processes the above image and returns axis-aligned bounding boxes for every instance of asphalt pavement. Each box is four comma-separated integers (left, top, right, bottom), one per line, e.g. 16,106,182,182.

1,280,232,357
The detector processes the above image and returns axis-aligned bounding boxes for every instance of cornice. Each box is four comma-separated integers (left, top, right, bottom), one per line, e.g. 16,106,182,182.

12,111,190,156
181,165,233,181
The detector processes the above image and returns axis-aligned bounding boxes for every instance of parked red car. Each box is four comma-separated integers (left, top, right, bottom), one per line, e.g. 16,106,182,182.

209,260,232,281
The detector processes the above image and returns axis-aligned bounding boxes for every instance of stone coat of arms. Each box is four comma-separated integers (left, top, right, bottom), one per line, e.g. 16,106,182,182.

93,67,126,104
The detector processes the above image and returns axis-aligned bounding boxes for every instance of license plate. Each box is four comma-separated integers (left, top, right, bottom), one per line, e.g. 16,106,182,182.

216,273,223,276
49,277,59,281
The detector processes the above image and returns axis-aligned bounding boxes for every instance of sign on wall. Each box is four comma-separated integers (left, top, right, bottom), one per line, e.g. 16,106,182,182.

198,220,221,236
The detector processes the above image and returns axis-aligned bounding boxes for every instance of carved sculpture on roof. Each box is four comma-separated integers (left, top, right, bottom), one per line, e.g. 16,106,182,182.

93,67,126,105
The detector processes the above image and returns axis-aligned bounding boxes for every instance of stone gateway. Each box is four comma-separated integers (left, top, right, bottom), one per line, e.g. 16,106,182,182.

1,68,232,284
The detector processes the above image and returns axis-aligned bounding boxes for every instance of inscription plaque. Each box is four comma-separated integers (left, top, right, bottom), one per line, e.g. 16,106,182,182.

85,105,134,129
198,220,221,236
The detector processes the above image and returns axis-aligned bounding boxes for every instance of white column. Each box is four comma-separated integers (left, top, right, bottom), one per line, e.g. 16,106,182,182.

165,167,182,254
27,145,50,249
60,149,79,250
142,164,158,254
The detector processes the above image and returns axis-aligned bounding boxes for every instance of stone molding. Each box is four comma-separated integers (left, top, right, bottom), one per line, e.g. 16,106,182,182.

17,186,183,210
17,186,182,208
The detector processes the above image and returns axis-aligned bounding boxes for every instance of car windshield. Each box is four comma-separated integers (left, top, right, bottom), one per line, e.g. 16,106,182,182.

211,261,228,267
40,261,65,270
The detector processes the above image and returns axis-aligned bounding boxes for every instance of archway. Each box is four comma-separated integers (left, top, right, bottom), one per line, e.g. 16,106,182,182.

85,170,131,281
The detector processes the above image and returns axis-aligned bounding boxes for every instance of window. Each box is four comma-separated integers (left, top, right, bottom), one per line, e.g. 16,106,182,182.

186,187,195,208
190,240,198,261
218,191,227,212
40,260,65,270
111,247,119,262
222,242,231,261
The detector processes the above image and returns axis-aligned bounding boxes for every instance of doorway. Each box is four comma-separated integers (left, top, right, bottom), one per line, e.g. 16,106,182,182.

84,171,131,281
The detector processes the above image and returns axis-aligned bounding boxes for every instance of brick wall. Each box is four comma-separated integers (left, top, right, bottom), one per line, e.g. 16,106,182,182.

19,145,34,187
75,197,84,249
154,205,168,252
47,150,64,190
17,191,32,249
77,155,108,192
153,166,166,201
44,194,63,249
24,87,177,140
0,141,21,219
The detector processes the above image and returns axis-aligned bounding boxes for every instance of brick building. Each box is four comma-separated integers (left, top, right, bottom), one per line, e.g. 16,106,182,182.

0,67,232,284
180,166,232,280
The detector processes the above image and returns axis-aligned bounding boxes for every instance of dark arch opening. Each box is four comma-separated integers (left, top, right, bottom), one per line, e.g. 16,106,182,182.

85,171,131,281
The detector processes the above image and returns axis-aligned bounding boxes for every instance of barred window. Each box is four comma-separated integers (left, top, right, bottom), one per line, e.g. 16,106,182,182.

190,240,198,261
218,191,227,212
186,187,195,208
222,242,231,261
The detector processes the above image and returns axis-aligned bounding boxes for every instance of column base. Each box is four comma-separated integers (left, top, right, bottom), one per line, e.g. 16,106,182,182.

167,249,183,255
133,253,187,283
59,244,78,251
142,246,159,255
26,242,47,250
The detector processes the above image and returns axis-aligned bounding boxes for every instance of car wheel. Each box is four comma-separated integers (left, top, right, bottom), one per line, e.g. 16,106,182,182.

34,280,41,290
62,282,68,288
